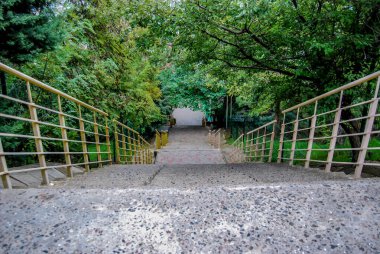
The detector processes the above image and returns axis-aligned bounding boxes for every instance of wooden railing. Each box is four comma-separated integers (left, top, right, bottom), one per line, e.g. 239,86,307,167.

208,128,222,149
114,121,153,164
233,71,380,178
245,120,277,162
278,71,380,178
231,133,245,162
0,63,153,189
155,130,168,150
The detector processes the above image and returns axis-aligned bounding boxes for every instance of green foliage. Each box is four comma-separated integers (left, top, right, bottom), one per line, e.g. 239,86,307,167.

0,0,63,63
160,0,380,115
158,63,226,118
20,0,163,130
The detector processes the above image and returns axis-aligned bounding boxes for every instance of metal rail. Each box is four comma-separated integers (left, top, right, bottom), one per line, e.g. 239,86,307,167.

113,120,153,164
278,72,380,178
0,63,153,189
208,128,222,149
244,120,277,163
232,71,379,178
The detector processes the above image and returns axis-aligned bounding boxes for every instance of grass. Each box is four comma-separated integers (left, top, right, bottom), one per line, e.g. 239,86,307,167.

87,143,114,162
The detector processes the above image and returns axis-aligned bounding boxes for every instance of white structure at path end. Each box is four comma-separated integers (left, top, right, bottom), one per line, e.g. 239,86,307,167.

172,108,204,126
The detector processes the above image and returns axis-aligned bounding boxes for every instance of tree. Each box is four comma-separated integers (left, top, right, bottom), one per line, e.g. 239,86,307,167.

158,0,380,160
0,0,63,94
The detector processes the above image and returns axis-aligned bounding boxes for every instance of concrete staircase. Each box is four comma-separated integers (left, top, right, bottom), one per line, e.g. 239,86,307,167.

155,126,226,164
1,163,379,253
1,125,379,253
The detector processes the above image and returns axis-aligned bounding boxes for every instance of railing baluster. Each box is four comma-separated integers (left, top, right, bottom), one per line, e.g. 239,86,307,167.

26,81,49,185
78,106,90,172
305,101,318,168
289,108,300,166
57,95,73,177
277,113,285,163
114,121,120,163
127,129,132,164
105,118,112,164
121,126,127,163
0,138,12,189
325,91,343,172
137,135,142,164
249,133,254,162
268,121,276,162
261,127,267,162
133,132,138,164
255,129,260,159
93,112,102,168
354,77,380,178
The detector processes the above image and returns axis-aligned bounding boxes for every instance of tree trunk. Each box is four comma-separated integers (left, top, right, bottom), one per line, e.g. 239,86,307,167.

1,71,6,95
274,99,281,130
340,123,361,162
340,95,370,162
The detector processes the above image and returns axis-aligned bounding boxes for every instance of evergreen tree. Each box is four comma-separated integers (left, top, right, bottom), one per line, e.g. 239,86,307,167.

0,0,63,94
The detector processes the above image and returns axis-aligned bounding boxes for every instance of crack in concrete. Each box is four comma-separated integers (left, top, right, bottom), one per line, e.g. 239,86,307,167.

144,165,165,186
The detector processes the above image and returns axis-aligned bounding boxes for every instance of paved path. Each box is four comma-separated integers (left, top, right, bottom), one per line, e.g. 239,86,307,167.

155,126,225,164
1,178,379,253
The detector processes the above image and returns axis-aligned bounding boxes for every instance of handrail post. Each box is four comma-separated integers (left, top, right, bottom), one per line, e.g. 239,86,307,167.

144,146,148,164
26,81,49,185
121,126,127,163
242,134,246,161
261,126,267,162
277,113,285,163
354,77,380,178
289,108,300,166
57,95,73,177
325,91,343,172
249,133,253,162
105,118,112,164
268,121,276,162
0,138,12,189
114,121,120,164
305,101,318,168
137,135,142,164
93,112,102,167
78,105,90,172
255,129,260,159
133,133,138,164
127,129,132,163
142,141,147,164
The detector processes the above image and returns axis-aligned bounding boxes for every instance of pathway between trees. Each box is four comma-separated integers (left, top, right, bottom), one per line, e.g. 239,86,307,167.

155,126,225,164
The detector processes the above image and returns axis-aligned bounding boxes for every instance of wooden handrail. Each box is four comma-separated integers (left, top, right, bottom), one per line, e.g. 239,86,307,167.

113,120,139,134
246,120,277,135
0,63,108,116
283,71,380,113
278,72,380,178
0,63,113,188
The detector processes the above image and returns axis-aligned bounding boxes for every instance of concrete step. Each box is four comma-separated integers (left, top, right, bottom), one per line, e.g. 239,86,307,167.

149,163,350,189
6,163,84,188
1,179,379,253
47,163,350,190
50,164,162,189
155,150,226,165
